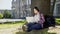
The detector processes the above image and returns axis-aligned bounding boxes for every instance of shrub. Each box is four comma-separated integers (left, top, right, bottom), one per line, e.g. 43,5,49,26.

0,13,3,19
56,18,60,25
3,10,12,18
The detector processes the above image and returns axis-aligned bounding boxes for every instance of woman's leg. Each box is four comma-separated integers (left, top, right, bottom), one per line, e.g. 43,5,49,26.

31,23,42,30
27,23,42,32
26,23,35,27
26,23,36,32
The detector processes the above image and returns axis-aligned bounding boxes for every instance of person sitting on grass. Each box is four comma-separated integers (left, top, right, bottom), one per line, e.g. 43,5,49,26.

23,7,45,32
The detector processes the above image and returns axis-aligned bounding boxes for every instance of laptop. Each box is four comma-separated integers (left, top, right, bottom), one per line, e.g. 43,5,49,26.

26,17,35,23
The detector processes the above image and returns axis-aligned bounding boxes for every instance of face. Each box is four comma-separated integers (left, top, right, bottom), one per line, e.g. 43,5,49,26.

34,9,38,14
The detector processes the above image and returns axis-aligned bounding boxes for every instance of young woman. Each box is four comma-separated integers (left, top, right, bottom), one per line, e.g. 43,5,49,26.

23,7,45,32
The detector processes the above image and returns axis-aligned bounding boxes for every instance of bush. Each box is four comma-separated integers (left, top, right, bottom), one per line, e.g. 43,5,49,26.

56,18,60,25
0,13,3,19
3,10,12,18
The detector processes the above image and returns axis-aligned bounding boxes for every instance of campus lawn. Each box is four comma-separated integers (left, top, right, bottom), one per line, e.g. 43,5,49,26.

0,20,25,34
0,18,59,28
0,23,23,28
0,18,60,34
16,29,56,34
15,18,60,34
0,20,25,28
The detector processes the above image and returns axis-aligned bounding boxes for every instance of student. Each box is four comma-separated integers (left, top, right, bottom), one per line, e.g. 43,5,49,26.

23,7,45,32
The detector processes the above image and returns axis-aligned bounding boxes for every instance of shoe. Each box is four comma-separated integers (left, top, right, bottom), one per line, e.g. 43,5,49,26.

22,25,28,31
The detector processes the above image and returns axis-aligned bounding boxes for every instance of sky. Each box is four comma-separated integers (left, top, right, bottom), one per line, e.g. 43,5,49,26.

0,0,12,10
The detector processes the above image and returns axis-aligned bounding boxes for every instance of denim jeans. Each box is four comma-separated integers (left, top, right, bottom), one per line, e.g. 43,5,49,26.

26,23,42,32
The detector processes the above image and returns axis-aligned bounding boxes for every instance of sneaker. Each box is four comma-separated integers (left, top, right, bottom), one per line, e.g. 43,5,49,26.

22,25,28,31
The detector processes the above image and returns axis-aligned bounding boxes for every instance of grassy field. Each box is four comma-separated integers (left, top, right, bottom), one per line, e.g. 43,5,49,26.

0,18,60,34
0,23,22,28
0,18,59,27
0,23,56,34
16,18,60,34
0,21,25,34
0,21,25,28
16,29,56,34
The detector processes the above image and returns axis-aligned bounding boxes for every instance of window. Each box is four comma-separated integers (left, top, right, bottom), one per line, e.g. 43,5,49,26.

22,0,31,16
14,0,16,1
56,4,60,14
56,0,60,2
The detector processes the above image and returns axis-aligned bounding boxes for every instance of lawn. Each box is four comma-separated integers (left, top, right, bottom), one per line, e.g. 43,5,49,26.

0,21,25,28
0,18,59,28
16,28,56,34
0,20,25,34
15,18,60,34
55,18,60,24
0,18,60,34
0,23,22,28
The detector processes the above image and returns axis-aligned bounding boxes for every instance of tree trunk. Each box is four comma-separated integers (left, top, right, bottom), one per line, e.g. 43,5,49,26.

31,0,50,16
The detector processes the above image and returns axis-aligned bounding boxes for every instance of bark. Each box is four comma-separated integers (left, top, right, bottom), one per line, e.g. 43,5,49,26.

31,0,50,16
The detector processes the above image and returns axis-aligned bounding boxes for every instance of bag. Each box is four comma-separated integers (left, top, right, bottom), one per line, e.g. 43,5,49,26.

40,14,45,24
43,15,55,28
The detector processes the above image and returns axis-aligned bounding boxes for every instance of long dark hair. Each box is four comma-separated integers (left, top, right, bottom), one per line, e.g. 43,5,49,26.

34,7,40,12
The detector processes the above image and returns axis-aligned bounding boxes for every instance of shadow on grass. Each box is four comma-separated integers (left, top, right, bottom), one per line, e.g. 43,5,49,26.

16,31,27,34
16,28,56,34
48,33,56,34
16,31,56,34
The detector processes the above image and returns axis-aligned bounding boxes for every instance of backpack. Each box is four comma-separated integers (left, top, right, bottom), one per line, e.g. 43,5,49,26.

39,13,45,28
43,15,55,28
40,13,45,24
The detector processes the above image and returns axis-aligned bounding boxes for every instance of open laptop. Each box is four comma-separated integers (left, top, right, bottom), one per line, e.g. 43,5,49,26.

26,17,35,23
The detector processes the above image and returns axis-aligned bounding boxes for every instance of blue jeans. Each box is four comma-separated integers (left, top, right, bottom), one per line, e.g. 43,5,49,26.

26,23,42,32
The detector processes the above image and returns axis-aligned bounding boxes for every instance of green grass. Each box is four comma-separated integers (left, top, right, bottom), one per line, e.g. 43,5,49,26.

0,21,25,34
0,23,23,28
0,20,25,29
16,32,56,34
16,30,56,34
55,18,60,24
0,20,57,34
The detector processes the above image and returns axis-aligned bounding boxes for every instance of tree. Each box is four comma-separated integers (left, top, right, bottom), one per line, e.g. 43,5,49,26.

31,0,50,15
0,13,3,19
3,10,12,18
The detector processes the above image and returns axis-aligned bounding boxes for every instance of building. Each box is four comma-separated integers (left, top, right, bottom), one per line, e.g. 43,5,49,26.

52,0,60,17
11,0,60,18
12,0,31,18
